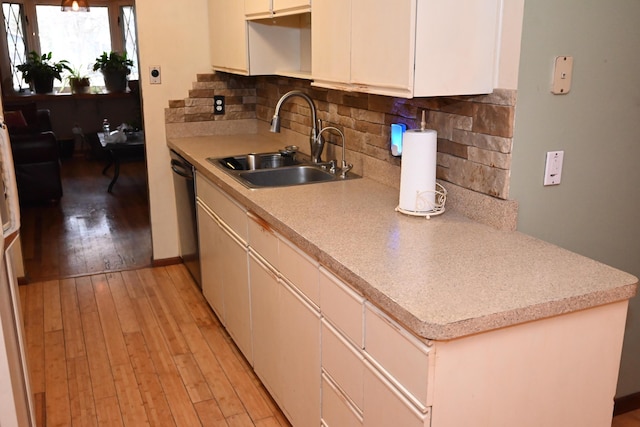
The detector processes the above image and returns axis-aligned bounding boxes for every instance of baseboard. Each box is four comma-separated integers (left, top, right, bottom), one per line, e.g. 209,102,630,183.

614,391,640,416
151,256,182,267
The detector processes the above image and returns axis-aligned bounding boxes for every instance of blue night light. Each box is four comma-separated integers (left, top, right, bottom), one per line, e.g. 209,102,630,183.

390,123,407,156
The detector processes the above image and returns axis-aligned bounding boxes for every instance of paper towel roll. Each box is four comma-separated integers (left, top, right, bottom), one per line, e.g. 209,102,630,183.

399,129,437,213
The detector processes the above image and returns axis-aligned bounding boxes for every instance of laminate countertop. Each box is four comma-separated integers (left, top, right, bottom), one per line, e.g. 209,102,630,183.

168,133,638,341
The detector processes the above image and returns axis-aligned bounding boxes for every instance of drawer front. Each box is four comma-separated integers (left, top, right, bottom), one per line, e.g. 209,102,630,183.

363,360,428,427
364,303,431,410
321,374,363,427
319,267,364,347
321,320,364,409
279,236,319,306
248,213,279,269
196,174,248,241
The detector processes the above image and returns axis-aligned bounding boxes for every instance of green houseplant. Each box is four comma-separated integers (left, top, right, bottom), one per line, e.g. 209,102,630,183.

68,67,91,94
17,51,71,94
93,51,133,93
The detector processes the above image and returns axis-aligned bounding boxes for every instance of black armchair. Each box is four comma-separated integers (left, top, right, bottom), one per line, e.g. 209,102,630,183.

4,103,63,204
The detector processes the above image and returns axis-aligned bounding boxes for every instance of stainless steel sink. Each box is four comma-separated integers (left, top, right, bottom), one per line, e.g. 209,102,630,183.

207,151,358,189
238,165,336,188
212,150,302,171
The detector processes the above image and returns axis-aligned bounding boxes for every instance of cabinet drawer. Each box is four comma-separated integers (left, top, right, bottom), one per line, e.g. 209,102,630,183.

196,174,248,242
321,319,364,409
279,236,319,306
321,373,363,427
248,213,279,269
319,267,364,347
364,303,431,410
363,360,429,427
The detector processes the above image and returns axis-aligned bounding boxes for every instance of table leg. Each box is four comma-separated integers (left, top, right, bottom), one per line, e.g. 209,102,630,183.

108,156,120,193
102,158,113,175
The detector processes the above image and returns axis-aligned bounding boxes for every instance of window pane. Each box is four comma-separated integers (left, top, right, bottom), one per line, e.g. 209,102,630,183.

35,5,111,90
2,2,27,91
121,6,138,81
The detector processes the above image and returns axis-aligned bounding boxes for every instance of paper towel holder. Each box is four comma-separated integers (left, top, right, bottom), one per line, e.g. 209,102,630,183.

395,182,447,219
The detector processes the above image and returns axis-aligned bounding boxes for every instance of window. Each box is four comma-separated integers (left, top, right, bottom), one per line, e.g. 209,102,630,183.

121,5,138,81
36,5,110,89
2,2,27,91
0,0,137,93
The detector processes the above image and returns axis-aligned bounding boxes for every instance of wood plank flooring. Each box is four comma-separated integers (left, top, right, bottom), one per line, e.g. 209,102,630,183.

19,152,152,282
20,264,290,426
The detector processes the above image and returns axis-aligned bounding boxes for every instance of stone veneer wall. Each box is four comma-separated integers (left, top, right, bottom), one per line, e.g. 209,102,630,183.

166,72,517,201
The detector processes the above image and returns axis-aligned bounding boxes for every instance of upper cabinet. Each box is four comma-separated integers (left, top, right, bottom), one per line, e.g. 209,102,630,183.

313,0,501,98
245,0,311,19
209,0,249,75
209,0,502,97
246,13,311,78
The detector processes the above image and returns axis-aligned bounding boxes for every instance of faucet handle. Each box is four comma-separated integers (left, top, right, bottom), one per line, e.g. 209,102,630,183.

340,161,353,179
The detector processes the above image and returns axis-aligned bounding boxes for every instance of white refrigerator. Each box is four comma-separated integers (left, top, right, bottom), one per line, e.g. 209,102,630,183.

0,103,35,426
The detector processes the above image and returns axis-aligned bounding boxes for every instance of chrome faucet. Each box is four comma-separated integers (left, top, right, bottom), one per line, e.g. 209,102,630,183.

270,90,325,163
316,126,353,179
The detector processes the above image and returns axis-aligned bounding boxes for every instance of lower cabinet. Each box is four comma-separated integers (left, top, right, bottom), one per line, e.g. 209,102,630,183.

250,251,321,426
320,270,432,427
197,202,225,319
197,200,253,363
194,173,629,427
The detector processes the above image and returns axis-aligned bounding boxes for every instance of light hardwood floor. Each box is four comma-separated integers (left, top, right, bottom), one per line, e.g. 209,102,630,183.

19,264,290,426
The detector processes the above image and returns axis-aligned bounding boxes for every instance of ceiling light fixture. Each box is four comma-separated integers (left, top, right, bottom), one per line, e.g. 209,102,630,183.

61,0,89,12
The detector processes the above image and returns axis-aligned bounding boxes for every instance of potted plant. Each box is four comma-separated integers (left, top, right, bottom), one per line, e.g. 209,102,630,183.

17,51,71,94
68,67,91,94
93,51,133,93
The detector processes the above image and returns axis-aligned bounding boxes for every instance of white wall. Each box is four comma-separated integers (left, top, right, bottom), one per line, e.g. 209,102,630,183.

510,0,640,397
135,0,211,260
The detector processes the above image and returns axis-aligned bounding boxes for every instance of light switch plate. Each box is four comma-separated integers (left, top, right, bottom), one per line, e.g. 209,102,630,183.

543,150,564,186
551,56,573,94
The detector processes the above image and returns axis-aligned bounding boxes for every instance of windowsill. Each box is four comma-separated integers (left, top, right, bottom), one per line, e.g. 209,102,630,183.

3,91,137,102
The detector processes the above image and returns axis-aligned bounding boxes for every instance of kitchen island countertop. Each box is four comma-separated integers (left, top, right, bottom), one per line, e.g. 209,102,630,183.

168,132,637,340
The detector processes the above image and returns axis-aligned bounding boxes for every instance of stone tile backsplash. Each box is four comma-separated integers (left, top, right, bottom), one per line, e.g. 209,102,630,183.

165,72,517,201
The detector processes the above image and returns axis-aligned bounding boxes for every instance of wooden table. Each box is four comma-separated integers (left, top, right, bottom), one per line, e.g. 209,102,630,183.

98,131,145,192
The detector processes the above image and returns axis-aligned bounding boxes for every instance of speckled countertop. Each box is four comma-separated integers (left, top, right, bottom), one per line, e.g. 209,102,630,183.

168,133,638,341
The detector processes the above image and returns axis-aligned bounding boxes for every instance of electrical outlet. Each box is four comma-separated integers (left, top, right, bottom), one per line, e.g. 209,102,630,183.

214,95,225,115
149,66,161,84
543,151,564,186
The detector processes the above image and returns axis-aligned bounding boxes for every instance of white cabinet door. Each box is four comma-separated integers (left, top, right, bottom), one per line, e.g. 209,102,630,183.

197,202,225,321
249,252,283,401
350,0,416,97
219,222,252,363
245,0,271,16
316,0,500,97
279,277,321,426
250,251,321,426
246,0,309,16
273,0,310,14
311,0,351,88
209,0,249,74
412,0,500,96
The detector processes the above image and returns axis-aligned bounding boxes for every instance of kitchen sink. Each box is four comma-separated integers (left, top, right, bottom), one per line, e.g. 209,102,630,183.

207,151,359,189
238,165,336,187
214,150,302,171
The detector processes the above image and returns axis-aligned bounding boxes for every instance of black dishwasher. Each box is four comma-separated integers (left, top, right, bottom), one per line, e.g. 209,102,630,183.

170,150,201,287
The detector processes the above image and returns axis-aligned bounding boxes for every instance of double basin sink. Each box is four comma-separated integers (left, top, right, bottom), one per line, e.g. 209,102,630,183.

208,150,357,189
